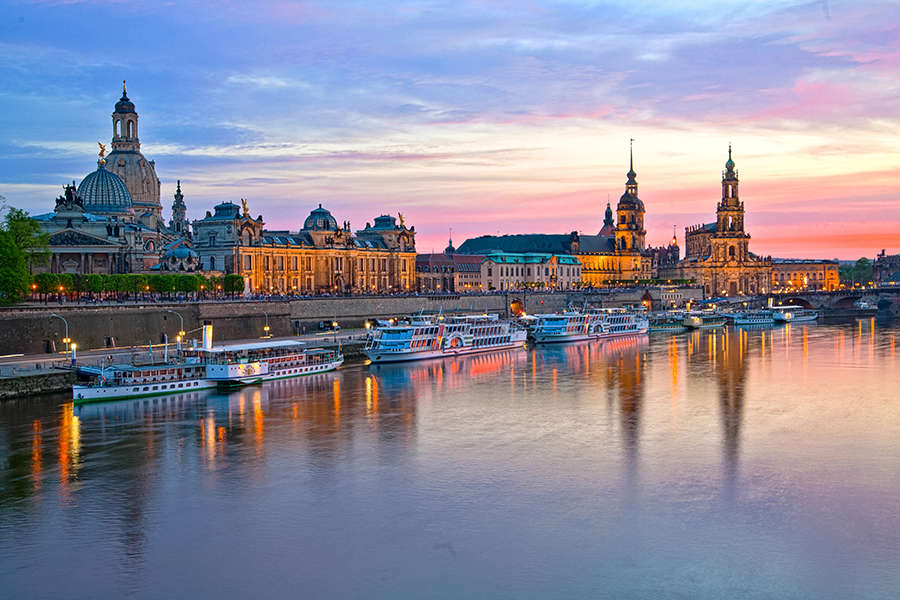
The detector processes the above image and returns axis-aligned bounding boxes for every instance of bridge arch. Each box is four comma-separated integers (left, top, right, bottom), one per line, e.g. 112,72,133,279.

778,297,813,309
833,296,862,309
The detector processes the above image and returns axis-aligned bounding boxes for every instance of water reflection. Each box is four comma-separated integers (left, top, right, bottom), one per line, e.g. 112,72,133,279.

1,323,899,599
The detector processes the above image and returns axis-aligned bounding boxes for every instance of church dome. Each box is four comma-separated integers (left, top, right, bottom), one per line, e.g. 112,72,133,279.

303,204,338,230
115,90,136,114
78,161,134,215
618,191,645,212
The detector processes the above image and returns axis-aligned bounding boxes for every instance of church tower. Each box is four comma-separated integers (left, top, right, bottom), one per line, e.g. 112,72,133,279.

712,145,750,264
170,180,189,237
716,145,744,233
615,141,646,253
599,201,616,236
106,81,163,225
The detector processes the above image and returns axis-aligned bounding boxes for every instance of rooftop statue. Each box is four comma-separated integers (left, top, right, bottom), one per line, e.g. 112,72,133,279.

241,198,249,216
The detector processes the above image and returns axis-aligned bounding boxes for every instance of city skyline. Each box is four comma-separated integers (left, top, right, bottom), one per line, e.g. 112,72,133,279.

1,1,899,259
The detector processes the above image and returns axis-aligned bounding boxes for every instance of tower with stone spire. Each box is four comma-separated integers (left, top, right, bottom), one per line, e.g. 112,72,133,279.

599,201,616,236
169,180,189,237
106,81,163,226
615,140,646,253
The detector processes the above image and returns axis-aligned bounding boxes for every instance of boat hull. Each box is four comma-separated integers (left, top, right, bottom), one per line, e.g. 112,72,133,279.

365,340,525,364
74,378,217,403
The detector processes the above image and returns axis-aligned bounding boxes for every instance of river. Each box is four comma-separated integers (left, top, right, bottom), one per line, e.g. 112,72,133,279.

1,320,898,599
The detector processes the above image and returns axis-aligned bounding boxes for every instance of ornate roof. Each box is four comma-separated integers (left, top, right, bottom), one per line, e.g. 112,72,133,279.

303,204,338,231
77,161,134,215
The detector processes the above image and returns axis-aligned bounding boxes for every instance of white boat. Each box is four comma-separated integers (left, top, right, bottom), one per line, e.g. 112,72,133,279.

772,307,818,322
528,308,649,343
683,311,727,329
726,310,774,326
649,311,688,333
74,322,343,403
364,313,527,363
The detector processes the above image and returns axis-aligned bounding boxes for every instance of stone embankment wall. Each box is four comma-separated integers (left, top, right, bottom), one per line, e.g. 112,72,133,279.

0,288,705,356
0,371,76,399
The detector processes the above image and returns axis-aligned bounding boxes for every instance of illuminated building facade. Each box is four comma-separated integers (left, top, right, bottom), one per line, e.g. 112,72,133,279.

193,203,417,294
481,253,581,290
658,148,773,297
770,259,839,291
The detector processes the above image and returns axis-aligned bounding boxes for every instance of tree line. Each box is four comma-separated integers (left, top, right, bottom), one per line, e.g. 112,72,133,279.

31,272,245,303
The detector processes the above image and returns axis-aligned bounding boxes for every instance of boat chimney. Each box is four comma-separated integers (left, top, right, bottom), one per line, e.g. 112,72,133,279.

202,320,213,350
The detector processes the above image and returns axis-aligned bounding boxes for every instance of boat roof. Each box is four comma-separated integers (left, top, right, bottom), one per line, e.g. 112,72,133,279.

204,339,307,353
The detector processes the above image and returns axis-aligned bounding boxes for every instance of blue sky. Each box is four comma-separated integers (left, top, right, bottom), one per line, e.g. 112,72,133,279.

1,0,899,257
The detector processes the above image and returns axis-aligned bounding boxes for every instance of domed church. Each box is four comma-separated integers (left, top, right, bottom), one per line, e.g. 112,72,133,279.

34,84,191,275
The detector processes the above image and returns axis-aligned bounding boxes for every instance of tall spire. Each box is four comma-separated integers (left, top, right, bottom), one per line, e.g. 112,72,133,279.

627,138,636,180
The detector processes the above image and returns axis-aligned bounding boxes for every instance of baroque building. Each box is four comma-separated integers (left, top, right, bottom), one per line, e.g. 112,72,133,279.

192,202,417,294
659,148,773,296
456,148,658,287
34,85,190,274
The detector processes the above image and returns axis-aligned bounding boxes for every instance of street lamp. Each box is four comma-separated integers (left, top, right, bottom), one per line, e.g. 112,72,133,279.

253,307,270,338
167,310,185,354
50,313,71,361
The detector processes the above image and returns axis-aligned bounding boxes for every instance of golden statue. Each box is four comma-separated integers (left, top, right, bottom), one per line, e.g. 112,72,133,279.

398,212,405,228
241,198,249,216
97,142,107,159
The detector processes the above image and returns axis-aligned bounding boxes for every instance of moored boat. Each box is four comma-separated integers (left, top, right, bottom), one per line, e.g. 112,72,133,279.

73,322,342,403
364,313,527,363
726,310,775,326
649,311,688,333
772,307,818,322
528,307,649,343
683,310,727,329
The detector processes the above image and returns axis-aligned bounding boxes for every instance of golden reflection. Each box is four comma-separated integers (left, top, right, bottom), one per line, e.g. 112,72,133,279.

217,426,227,442
802,327,808,365
253,391,264,448
31,419,43,491
57,404,81,500
333,379,341,426
668,336,679,422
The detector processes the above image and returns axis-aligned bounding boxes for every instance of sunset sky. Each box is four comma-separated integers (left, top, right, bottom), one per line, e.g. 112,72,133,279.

1,0,898,259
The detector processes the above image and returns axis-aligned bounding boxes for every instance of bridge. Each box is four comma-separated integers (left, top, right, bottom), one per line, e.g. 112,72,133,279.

760,289,900,315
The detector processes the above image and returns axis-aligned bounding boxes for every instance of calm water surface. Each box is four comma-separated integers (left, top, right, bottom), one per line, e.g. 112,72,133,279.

1,321,899,599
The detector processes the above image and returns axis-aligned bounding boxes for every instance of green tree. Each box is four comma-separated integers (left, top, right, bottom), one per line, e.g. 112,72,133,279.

126,274,149,301
840,258,874,287
87,274,104,299
0,230,30,303
57,273,74,298
33,272,59,303
224,274,244,299
3,207,50,268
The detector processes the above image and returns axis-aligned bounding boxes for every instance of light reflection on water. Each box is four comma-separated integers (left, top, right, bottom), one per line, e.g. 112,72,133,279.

1,321,899,599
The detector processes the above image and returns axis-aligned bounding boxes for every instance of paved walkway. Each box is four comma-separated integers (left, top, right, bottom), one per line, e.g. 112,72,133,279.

0,329,369,377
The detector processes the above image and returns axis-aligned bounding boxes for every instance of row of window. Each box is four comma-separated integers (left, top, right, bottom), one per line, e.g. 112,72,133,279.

241,255,405,273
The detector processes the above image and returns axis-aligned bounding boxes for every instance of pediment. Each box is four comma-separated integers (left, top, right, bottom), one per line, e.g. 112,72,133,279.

49,229,118,247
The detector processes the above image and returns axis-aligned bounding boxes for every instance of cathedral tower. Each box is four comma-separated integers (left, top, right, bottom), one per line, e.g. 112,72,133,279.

106,81,163,225
170,180,189,237
615,141,646,253
716,145,744,233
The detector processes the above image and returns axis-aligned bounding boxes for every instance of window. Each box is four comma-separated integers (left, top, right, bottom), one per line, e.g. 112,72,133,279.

208,233,217,246
244,255,252,270
242,229,251,246
292,257,298,270
487,267,492,276
305,257,312,271
209,256,216,270
402,259,407,270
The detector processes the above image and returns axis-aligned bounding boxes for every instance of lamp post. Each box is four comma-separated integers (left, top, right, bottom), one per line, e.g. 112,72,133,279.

167,310,185,354
50,313,71,361
253,307,270,338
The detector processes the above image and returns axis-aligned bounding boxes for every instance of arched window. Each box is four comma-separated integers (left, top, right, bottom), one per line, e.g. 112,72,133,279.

209,256,216,270
127,120,133,138
242,229,251,246
728,246,736,257
115,119,120,137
